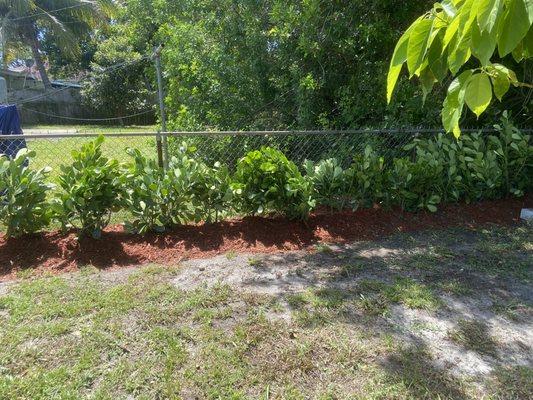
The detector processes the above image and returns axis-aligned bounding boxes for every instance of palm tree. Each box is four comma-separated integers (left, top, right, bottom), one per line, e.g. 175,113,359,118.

0,0,114,88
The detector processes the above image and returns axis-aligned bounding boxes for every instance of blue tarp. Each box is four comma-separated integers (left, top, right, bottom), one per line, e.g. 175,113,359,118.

0,104,26,158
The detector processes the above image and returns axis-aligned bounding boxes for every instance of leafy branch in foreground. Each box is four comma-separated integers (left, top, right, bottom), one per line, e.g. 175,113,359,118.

387,0,533,137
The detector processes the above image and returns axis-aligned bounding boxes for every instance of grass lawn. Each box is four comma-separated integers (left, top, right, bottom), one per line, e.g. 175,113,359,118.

15,125,159,182
23,124,157,134
0,224,531,399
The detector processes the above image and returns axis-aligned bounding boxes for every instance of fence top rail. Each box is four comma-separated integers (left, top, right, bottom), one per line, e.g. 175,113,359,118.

0,127,531,140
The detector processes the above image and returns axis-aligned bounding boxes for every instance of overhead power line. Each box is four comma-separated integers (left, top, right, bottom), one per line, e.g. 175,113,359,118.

21,107,155,121
9,4,88,22
15,55,150,105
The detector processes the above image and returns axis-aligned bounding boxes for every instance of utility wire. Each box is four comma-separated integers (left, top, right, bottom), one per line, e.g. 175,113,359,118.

9,4,88,22
14,55,150,105
21,107,155,121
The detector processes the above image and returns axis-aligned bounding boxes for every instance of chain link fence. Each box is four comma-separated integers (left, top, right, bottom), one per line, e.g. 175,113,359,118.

0,128,525,179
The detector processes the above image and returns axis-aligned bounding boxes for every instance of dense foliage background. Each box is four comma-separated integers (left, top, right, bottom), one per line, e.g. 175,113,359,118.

111,0,443,130
3,0,531,128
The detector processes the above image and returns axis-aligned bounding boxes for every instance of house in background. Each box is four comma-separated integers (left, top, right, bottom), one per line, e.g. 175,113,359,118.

0,67,45,91
0,64,87,125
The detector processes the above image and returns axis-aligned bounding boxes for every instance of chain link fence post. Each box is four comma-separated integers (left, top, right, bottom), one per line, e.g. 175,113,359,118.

154,45,169,170
156,130,164,168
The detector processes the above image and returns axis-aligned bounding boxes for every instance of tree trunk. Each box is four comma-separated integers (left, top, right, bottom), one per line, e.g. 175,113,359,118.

28,28,52,89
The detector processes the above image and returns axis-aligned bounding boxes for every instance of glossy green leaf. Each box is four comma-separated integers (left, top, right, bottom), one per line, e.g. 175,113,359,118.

498,0,530,57
477,0,502,32
427,30,449,80
442,70,473,137
447,31,472,74
387,23,415,103
443,14,461,48
471,21,496,65
491,63,518,84
512,41,525,62
407,17,434,76
490,68,510,101
440,0,458,18
459,0,479,35
419,67,437,103
524,26,533,56
464,73,492,117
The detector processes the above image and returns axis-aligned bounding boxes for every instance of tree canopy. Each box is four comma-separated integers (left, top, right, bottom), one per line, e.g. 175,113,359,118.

93,0,442,130
0,0,114,87
3,0,531,129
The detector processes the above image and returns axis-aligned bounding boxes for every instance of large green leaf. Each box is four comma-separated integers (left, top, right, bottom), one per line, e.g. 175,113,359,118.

387,23,415,103
527,0,533,24
427,30,449,80
447,31,472,74
459,0,480,34
419,67,437,103
440,0,458,18
471,21,496,65
498,0,530,57
443,13,461,48
492,63,518,83
490,67,510,100
464,73,492,117
407,17,434,76
477,0,502,32
442,70,473,137
524,25,533,56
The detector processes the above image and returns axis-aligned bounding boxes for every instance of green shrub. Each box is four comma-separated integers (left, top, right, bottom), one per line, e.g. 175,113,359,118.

304,158,347,211
187,160,233,223
123,144,197,233
406,133,463,203
405,118,531,204
490,113,532,197
164,142,235,224
124,143,234,232
233,147,314,220
388,157,442,212
456,132,503,202
345,146,387,209
157,145,199,226
0,149,54,237
123,148,167,234
54,136,124,238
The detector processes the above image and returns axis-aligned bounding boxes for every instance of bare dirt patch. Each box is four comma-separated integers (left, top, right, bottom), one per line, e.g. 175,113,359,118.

173,226,533,382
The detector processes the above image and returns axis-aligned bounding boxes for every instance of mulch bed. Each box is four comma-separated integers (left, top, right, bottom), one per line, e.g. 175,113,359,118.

1,195,531,281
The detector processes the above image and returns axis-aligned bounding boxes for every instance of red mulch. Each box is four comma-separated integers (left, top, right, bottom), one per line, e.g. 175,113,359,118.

1,195,531,281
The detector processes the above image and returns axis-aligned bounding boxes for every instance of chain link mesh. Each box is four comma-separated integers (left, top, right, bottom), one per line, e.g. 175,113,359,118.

168,130,426,169
0,129,513,177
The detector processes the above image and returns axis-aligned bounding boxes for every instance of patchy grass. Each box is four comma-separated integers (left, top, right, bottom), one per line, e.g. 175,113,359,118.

434,279,473,296
353,277,440,314
247,256,262,267
491,299,532,322
314,242,334,253
0,268,464,399
384,278,441,311
448,319,500,357
1,224,532,399
490,366,533,400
